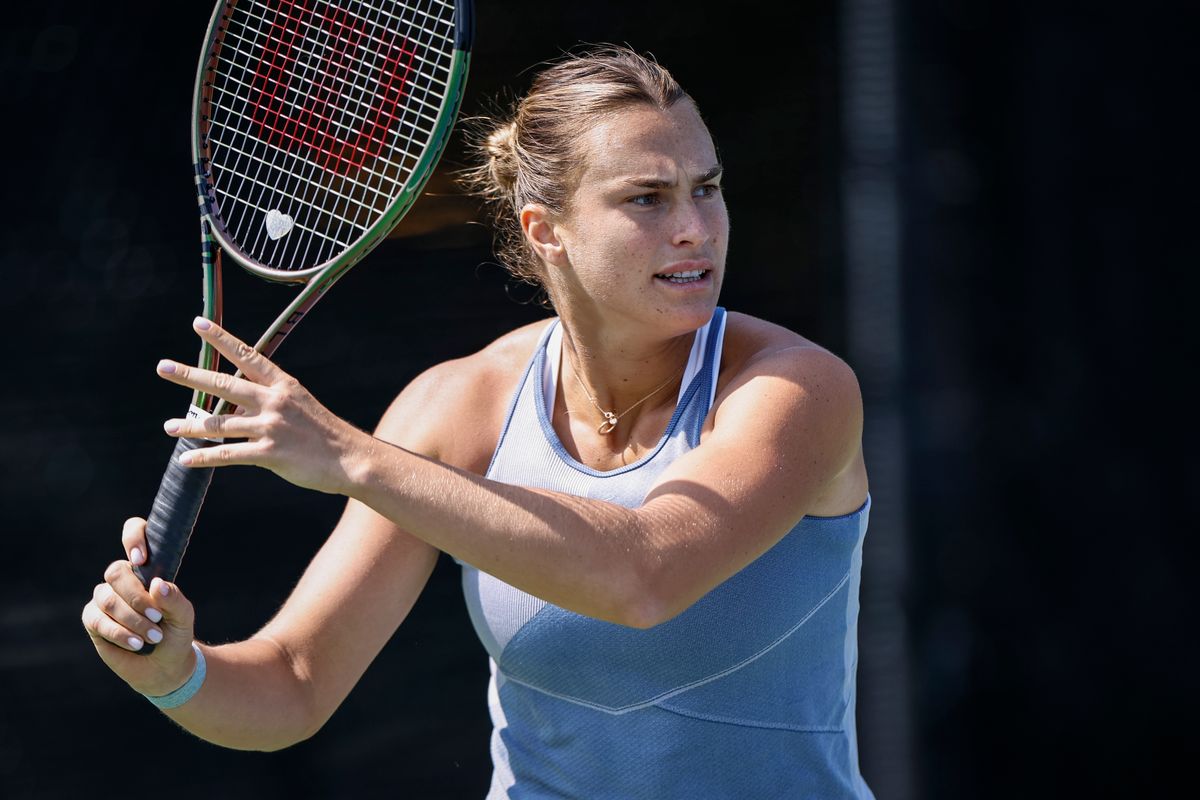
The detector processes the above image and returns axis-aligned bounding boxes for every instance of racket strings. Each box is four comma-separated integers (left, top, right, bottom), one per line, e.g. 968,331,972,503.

202,0,458,273
215,1,455,171
214,0,450,254
219,7,450,142
209,17,414,231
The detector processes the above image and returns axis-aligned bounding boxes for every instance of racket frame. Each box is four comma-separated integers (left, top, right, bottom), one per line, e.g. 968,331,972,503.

131,1,472,621
189,0,472,412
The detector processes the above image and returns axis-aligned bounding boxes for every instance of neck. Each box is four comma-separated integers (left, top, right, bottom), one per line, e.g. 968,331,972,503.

559,321,695,435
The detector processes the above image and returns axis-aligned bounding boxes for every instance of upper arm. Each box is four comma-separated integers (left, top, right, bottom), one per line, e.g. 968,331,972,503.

252,364,466,730
252,323,539,704
636,345,864,622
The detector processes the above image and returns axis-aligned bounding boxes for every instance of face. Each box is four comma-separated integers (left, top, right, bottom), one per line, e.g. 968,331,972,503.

525,101,729,339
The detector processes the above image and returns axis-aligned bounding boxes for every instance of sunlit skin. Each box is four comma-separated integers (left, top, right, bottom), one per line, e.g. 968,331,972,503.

81,101,869,752
523,101,729,463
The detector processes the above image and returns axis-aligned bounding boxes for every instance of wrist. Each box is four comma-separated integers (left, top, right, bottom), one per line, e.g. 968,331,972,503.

141,642,206,709
337,428,385,499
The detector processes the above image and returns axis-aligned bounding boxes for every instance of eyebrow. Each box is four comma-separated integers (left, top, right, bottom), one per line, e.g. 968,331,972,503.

621,165,723,189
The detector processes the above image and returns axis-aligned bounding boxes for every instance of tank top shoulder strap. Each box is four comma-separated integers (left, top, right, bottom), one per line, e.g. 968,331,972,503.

487,308,728,477
677,306,727,446
542,308,727,420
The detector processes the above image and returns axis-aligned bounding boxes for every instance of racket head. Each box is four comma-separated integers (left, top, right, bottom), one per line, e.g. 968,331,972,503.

192,0,473,284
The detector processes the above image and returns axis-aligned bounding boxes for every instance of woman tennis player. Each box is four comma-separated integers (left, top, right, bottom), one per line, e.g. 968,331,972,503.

83,47,874,798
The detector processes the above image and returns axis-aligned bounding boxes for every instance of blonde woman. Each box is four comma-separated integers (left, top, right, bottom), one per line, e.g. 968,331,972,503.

84,46,874,798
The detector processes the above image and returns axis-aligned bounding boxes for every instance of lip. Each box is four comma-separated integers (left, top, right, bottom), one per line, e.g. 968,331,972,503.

652,264,716,293
654,259,714,278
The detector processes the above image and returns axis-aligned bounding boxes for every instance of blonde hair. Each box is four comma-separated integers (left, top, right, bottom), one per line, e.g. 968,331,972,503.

463,45,691,291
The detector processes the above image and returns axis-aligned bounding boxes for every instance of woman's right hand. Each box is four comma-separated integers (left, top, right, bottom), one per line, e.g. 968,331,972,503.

81,517,200,697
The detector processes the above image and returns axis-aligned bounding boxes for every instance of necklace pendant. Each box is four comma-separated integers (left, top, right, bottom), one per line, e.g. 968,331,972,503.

597,412,618,435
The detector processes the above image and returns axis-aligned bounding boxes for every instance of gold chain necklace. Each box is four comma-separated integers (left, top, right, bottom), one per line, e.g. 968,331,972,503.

564,340,685,435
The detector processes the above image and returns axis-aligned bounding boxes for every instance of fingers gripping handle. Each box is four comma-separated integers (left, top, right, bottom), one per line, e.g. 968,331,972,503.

133,436,214,654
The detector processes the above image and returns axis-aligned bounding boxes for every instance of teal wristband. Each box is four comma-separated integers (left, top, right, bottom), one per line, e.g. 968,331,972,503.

143,642,206,709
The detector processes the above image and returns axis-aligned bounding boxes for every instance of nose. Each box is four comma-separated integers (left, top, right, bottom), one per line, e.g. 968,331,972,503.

671,197,711,249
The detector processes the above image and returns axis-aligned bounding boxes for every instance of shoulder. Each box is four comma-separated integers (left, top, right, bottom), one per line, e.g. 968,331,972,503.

699,311,866,515
716,311,862,420
373,318,555,474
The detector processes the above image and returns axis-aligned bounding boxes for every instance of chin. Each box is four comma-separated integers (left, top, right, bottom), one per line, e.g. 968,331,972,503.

655,296,721,336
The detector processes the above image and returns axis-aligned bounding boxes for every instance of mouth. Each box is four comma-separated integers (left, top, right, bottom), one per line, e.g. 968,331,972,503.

654,268,710,285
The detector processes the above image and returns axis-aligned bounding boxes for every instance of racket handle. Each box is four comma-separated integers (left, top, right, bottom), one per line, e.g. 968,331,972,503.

133,437,215,655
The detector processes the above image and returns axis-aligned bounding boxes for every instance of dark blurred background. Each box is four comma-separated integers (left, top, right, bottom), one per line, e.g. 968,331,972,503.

1,1,1192,798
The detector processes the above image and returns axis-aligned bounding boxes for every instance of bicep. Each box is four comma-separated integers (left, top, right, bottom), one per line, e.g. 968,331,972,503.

637,348,863,616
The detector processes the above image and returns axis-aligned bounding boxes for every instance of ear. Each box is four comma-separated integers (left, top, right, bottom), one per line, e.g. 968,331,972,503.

520,203,569,268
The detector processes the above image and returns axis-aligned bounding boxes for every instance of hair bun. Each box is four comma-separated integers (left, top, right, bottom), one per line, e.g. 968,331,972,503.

484,121,519,195
485,121,517,158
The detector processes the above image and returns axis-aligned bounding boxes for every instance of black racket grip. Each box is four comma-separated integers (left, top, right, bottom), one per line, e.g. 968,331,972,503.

132,437,215,655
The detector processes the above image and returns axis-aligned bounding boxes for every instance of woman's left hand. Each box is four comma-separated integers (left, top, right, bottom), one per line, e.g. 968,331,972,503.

156,317,372,495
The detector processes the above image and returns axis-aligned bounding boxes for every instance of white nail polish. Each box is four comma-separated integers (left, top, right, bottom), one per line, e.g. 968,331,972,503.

146,628,163,644
128,636,144,650
130,547,143,565
145,607,163,623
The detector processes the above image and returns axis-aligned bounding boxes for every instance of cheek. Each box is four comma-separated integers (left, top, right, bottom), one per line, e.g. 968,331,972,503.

705,206,724,253
562,211,666,289
585,217,654,261
711,202,730,235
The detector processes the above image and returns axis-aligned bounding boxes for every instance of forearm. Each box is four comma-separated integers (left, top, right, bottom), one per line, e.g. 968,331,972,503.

153,320,835,631
346,435,670,626
161,636,317,751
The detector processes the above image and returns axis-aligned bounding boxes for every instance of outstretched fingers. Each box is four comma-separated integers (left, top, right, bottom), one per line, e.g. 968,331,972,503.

157,358,266,409
154,315,353,485
155,318,298,411
162,409,259,441
190,316,285,385
172,440,268,469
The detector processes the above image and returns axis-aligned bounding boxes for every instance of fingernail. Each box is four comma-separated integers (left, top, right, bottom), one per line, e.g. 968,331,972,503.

130,547,144,565
146,628,163,644
128,636,144,650
164,420,180,434
178,452,193,466
145,607,162,623
158,582,170,597
157,360,176,374
194,316,212,331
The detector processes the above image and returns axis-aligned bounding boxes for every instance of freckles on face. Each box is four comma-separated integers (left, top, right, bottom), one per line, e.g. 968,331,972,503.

554,102,728,296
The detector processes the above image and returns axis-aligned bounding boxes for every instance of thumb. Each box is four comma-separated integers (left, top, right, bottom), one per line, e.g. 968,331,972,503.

147,577,196,651
122,517,149,568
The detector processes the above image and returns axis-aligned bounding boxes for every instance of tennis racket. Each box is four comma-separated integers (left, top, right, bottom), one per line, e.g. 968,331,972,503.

131,0,473,652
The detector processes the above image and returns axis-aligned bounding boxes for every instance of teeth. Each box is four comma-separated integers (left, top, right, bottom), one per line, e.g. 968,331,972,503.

658,269,705,279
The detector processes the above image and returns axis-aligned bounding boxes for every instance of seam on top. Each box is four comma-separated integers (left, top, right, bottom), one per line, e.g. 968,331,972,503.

499,567,853,715
652,702,845,734
805,494,872,522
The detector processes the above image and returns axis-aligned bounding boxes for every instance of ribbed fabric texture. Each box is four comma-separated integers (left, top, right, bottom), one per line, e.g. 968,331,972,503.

461,308,874,799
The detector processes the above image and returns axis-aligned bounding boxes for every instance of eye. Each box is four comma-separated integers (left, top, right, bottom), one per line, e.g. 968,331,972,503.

630,193,660,207
693,183,721,199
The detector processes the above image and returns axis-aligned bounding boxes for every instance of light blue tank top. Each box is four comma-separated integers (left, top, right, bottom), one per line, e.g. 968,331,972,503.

461,308,874,799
